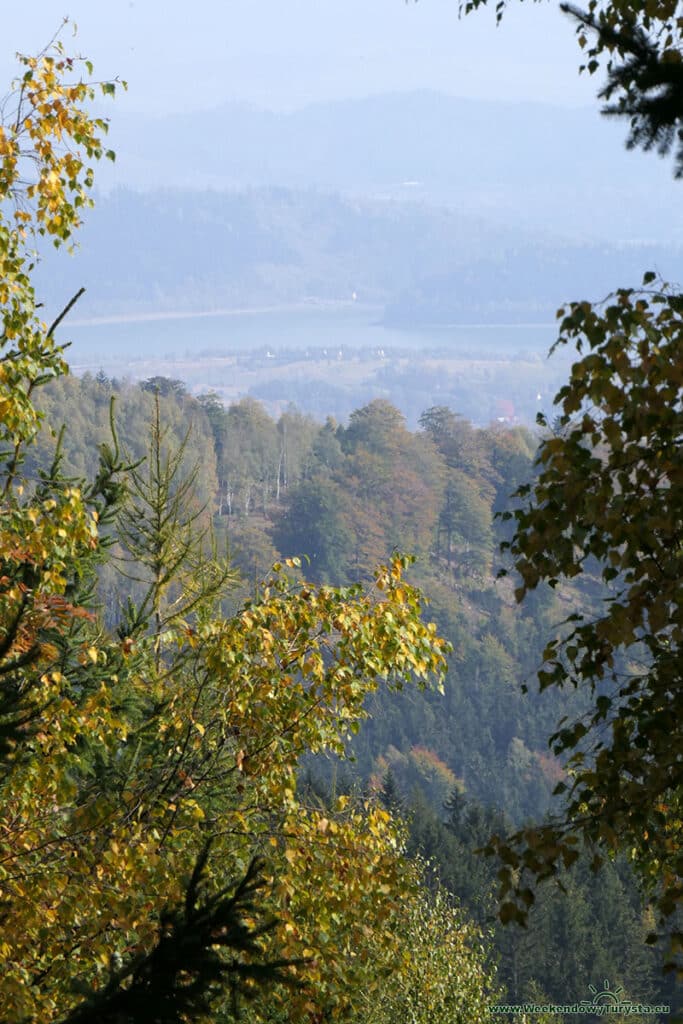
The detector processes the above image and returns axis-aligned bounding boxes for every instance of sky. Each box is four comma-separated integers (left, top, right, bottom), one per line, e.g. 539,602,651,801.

0,1,597,114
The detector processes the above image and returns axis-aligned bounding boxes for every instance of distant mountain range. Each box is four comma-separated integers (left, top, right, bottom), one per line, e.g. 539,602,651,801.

94,91,683,243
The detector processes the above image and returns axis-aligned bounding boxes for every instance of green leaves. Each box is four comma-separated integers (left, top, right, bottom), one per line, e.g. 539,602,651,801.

497,282,683,967
354,877,498,1024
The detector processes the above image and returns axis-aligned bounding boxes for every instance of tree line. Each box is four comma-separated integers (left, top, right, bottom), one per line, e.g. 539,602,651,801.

31,369,677,1018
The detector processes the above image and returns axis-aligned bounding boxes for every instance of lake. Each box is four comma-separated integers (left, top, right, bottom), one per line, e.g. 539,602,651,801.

65,305,561,376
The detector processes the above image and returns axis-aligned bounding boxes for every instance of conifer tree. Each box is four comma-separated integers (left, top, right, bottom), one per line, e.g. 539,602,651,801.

0,31,469,1024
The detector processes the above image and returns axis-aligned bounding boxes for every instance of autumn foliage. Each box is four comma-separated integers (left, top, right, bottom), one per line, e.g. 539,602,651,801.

0,32,500,1024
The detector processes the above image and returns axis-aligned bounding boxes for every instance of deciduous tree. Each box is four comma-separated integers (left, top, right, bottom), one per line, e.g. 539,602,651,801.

0,31,458,1023
460,0,683,976
491,281,683,969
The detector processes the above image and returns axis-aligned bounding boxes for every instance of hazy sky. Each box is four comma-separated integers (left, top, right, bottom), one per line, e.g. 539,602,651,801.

1,1,597,113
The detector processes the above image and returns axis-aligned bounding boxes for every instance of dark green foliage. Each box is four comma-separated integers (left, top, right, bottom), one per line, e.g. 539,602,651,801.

405,789,664,1010
278,400,444,582
563,3,683,177
491,286,683,970
141,377,188,398
0,408,131,768
273,475,355,583
311,417,344,472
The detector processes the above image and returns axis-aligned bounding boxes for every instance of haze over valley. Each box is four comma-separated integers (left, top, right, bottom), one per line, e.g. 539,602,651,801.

32,93,683,427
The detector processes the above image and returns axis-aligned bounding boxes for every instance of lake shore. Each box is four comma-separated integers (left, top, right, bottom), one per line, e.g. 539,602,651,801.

69,299,379,328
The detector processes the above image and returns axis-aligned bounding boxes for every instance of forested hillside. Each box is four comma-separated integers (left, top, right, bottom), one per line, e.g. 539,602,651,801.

4,10,683,1023
0,55,500,1021
33,374,562,817
33,186,683,325
31,372,675,1017
97,92,683,244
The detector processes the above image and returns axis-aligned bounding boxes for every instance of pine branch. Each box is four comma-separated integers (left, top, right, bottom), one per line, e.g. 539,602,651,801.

562,3,683,176
60,847,304,1024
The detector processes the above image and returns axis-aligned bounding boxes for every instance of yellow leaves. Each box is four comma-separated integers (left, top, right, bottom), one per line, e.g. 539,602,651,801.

204,566,444,791
186,801,205,821
0,180,450,1018
0,47,117,254
0,127,15,158
263,799,419,1019
43,169,60,195
0,44,127,995
300,652,322,675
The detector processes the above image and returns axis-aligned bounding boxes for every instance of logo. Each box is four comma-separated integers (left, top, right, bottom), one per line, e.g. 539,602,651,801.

489,978,671,1016
581,980,627,1011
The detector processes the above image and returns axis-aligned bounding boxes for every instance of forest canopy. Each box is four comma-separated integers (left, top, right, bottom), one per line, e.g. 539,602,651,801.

3,5,682,1019
0,34,499,1024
